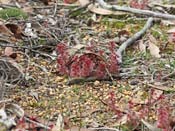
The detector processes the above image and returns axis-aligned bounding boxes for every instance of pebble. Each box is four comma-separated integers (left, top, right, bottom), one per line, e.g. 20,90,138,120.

94,80,100,86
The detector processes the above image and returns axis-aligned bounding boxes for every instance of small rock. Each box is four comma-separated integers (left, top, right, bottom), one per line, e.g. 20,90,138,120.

94,80,100,86
120,36,127,42
130,79,139,85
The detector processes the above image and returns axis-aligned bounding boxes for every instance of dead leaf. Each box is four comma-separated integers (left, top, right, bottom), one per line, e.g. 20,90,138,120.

0,24,14,37
6,24,23,39
79,0,89,6
144,88,163,104
115,114,127,125
132,91,146,104
88,4,128,15
0,23,18,43
52,114,64,131
0,106,16,128
118,30,130,37
141,119,161,131
167,27,175,34
68,44,85,56
6,103,24,118
4,46,17,59
0,0,11,4
138,40,146,52
148,35,161,58
22,6,34,14
167,29,175,43
0,57,24,83
161,20,175,26
151,89,163,100
73,44,85,50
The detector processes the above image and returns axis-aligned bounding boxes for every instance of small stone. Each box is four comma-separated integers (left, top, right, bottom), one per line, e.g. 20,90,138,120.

130,79,139,85
120,36,127,42
55,76,64,82
23,102,27,107
94,81,100,86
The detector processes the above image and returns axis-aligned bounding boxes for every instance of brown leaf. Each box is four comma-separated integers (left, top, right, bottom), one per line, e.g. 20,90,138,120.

0,23,18,43
151,89,163,100
4,47,14,57
167,27,175,34
0,57,24,83
161,20,175,26
138,40,146,52
0,0,11,4
68,44,85,56
148,35,161,58
79,0,90,6
5,24,23,39
22,6,34,14
118,30,130,37
0,24,14,37
4,46,17,59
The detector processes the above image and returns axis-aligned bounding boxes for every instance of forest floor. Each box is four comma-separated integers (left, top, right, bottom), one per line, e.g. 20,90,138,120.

1,0,175,131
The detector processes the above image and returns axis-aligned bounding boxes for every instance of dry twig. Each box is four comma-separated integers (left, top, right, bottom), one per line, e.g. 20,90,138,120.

117,17,154,63
96,0,175,19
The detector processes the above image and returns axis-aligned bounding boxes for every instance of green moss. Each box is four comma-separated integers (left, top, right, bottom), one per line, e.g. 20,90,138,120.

101,18,126,29
0,8,28,20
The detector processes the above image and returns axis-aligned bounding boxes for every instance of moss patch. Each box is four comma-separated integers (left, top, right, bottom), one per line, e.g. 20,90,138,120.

0,8,28,20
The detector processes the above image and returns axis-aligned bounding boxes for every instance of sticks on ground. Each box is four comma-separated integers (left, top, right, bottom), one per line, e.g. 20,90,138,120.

96,0,175,20
117,17,154,63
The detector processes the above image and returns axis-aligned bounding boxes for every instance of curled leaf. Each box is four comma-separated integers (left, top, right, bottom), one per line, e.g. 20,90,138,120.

148,35,161,58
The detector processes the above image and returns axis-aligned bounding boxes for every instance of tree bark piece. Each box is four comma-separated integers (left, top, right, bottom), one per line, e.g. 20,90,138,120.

97,0,175,20
117,17,154,63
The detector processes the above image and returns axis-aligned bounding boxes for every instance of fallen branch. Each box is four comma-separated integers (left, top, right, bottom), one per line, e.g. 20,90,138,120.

96,0,175,20
67,73,150,85
68,2,91,16
89,127,121,131
0,43,56,59
0,57,24,83
117,17,154,63
161,69,175,80
24,116,51,130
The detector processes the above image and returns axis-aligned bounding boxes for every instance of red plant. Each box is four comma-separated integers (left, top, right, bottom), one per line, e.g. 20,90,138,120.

95,61,106,78
157,106,171,131
14,116,54,131
107,91,123,117
108,42,119,74
129,0,149,9
56,42,119,78
70,55,95,77
57,43,69,75
106,88,175,130
156,96,172,131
